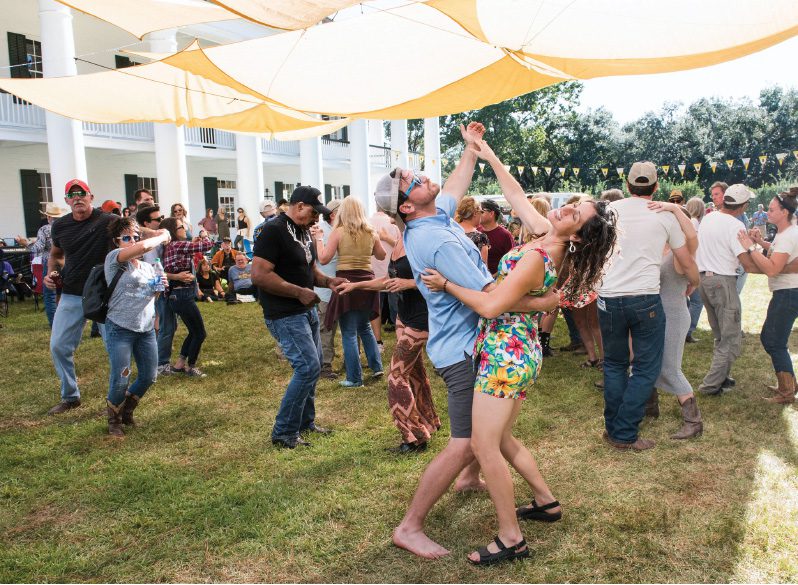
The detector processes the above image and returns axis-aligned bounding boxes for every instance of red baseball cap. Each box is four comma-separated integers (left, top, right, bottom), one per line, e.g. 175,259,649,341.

64,178,90,195
101,200,121,214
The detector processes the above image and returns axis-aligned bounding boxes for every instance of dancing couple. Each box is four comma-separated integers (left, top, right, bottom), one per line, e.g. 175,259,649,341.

375,125,618,565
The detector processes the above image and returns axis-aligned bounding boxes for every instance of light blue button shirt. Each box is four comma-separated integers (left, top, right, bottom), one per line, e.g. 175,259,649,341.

314,220,338,303
404,194,493,368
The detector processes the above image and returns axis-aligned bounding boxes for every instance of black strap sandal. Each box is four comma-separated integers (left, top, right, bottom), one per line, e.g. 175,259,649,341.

516,498,562,522
468,536,529,566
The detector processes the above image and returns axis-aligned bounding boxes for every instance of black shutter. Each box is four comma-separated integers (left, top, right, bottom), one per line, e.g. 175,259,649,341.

274,181,284,201
7,32,30,79
124,174,138,207
341,125,348,142
324,184,332,203
20,169,41,237
115,55,133,69
343,185,350,197
203,177,218,213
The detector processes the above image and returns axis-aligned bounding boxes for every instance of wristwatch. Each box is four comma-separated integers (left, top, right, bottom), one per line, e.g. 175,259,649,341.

747,244,757,254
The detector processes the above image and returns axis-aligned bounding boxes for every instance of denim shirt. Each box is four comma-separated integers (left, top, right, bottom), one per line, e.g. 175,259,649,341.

404,194,493,368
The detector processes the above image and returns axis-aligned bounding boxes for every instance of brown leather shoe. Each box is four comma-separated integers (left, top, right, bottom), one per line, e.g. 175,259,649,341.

48,400,81,415
605,434,656,451
121,393,140,426
106,401,125,438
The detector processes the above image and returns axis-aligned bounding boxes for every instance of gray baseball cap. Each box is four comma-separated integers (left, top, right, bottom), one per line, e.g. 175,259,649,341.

374,168,406,229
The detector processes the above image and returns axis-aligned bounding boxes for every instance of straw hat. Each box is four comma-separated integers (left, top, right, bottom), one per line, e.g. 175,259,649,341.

41,202,68,218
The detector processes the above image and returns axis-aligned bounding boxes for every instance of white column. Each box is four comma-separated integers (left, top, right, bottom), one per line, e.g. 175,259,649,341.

299,137,324,196
390,120,409,170
39,0,87,198
145,31,190,214
349,119,374,215
235,134,264,223
423,117,441,184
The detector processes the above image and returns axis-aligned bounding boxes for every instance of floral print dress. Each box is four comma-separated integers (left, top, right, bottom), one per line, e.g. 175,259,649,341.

474,246,557,400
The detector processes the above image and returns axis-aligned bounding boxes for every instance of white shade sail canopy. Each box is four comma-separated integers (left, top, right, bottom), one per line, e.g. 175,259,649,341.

55,0,364,37
4,0,797,131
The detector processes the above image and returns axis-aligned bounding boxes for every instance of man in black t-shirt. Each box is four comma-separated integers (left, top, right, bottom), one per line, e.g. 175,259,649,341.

251,186,347,449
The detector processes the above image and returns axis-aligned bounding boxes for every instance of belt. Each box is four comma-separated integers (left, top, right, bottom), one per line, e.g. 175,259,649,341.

699,271,734,277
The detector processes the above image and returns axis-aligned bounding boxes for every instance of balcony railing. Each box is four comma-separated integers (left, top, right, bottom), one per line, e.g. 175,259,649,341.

83,121,153,141
0,93,46,129
184,127,235,150
262,138,300,156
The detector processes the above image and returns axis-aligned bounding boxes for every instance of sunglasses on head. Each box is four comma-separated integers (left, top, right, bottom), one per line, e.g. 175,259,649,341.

118,234,141,243
66,190,89,199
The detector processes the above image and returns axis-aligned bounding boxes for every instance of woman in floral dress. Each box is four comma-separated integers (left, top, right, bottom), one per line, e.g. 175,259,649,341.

422,139,618,566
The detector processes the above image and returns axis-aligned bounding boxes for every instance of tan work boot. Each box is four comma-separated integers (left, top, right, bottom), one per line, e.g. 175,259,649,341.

107,400,125,438
765,372,796,405
121,393,140,426
671,397,703,439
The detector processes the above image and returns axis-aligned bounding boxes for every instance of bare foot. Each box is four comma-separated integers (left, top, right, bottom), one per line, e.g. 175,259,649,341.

392,524,450,559
454,478,487,493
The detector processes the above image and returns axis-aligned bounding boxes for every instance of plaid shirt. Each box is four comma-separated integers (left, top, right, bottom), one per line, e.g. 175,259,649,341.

163,238,212,275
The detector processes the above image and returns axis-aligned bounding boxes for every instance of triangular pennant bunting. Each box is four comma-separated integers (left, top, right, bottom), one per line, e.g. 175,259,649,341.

693,163,702,174
478,163,485,173
572,167,580,177
531,166,539,175
776,153,788,166
517,165,525,175
661,165,670,175
710,161,718,173
544,166,552,176
742,157,751,170
678,164,686,177
558,167,566,176
726,159,735,169
758,155,767,166
616,167,624,177
503,165,511,172
601,167,608,178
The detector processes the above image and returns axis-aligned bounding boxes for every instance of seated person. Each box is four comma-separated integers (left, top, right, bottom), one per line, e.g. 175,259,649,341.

195,258,224,302
227,254,257,298
211,237,239,281
0,250,24,301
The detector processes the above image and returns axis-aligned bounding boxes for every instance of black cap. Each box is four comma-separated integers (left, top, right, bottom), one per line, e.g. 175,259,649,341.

289,185,330,216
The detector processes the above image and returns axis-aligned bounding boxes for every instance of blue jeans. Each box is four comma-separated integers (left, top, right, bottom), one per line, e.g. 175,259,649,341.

687,288,703,335
266,309,322,441
105,320,157,406
167,287,206,366
339,309,383,384
598,295,666,443
50,293,106,402
563,307,582,344
760,288,798,375
42,257,57,327
156,294,177,366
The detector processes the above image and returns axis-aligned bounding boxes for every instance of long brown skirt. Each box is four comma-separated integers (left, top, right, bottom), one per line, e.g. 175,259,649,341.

388,322,440,445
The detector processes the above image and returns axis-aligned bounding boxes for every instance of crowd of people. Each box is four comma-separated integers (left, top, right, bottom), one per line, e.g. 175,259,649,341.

15,119,798,567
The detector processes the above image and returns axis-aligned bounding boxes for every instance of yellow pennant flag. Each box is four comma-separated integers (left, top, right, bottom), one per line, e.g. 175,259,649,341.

776,153,788,166
693,162,702,174
616,167,624,177
478,163,485,173
678,164,686,177
601,167,609,178
544,166,552,176
758,155,767,166
710,161,718,173
531,166,539,175
442,158,448,166
558,167,566,176
725,159,734,169
793,150,798,160
742,157,751,170
503,164,511,172
573,167,580,177
661,165,670,175
517,165,525,175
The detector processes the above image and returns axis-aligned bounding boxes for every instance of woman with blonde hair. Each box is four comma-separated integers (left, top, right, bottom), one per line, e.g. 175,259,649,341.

316,196,386,387
455,197,489,264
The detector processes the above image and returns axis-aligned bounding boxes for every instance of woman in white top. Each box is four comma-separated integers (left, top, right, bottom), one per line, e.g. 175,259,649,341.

738,187,798,404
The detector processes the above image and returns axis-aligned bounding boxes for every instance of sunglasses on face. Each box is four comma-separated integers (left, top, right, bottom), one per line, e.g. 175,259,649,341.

149,215,164,223
404,175,423,198
118,234,141,243
66,190,89,199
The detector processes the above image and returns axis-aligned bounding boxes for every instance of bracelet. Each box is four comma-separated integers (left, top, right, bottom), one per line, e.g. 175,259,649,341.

443,278,449,292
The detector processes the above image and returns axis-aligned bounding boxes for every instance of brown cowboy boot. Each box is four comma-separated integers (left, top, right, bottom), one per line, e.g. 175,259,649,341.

671,397,703,439
107,400,125,438
121,393,140,426
644,390,660,418
765,372,796,405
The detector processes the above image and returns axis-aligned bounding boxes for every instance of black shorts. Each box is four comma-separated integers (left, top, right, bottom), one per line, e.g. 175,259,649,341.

435,353,475,439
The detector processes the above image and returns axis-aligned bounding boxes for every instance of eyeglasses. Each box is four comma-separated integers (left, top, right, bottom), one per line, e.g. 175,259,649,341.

149,215,164,222
117,234,141,243
66,190,89,199
403,175,423,198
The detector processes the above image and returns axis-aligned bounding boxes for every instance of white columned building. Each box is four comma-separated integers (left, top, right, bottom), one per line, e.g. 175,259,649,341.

299,137,325,196
349,119,374,215
423,117,441,184
235,134,264,224
390,120,410,170
38,0,87,197
146,30,190,215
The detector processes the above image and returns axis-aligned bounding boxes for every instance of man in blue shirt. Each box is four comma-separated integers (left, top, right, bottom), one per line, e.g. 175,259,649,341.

374,123,557,559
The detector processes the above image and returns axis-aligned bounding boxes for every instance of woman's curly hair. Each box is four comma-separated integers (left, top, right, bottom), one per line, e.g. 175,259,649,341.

557,200,618,302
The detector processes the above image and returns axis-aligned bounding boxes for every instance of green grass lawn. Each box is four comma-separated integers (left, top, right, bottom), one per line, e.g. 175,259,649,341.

1,274,797,582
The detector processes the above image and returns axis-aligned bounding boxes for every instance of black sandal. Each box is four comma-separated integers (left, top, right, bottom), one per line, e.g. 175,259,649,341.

516,499,562,522
468,536,529,566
